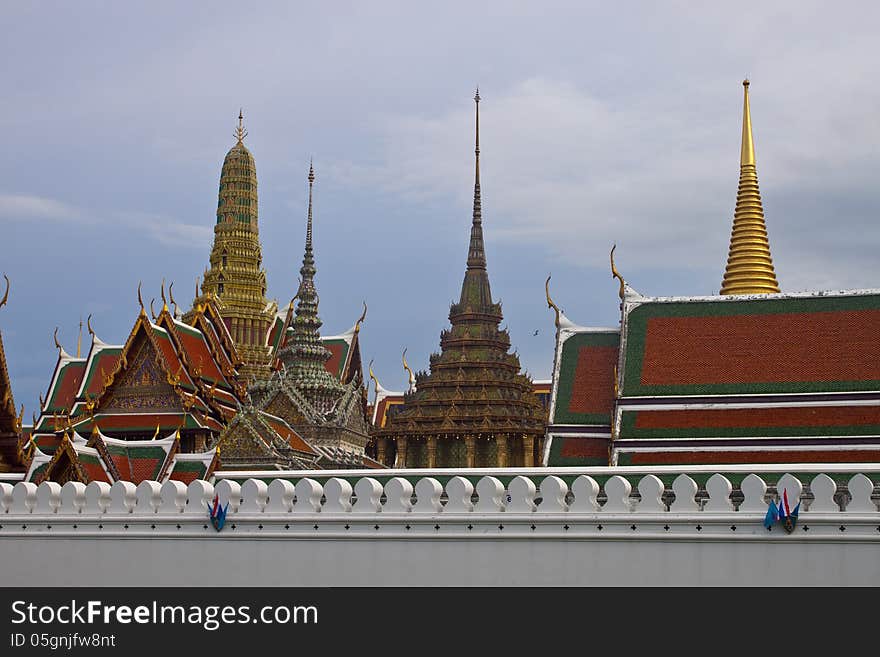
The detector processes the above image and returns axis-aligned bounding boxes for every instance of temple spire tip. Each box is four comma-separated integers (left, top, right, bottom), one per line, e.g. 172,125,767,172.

720,78,779,295
234,108,248,144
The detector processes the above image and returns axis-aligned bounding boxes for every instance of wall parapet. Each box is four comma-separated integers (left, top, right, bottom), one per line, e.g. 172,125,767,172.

1,470,878,541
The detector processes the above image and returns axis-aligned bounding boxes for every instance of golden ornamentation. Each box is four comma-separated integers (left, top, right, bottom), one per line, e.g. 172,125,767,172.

160,278,168,313
76,317,83,358
545,274,562,328
169,282,178,316
87,313,95,338
354,301,367,335
402,348,416,391
137,281,144,312
53,327,63,354
720,80,780,295
234,108,247,144
610,244,625,300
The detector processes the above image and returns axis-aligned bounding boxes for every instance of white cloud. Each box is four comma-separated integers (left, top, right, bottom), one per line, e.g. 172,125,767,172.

0,194,84,222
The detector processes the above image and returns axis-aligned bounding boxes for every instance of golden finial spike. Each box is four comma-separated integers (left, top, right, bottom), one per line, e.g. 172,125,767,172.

610,244,625,300
0,274,9,310
545,274,562,329
720,79,780,295
234,108,248,144
741,79,755,167
355,301,367,334
160,278,168,313
76,317,83,358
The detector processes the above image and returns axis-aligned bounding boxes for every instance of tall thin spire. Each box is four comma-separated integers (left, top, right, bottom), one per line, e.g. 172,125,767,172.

279,162,343,405
467,88,486,271
720,79,780,295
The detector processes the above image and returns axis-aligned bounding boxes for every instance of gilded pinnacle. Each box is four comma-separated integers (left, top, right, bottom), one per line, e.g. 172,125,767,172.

720,79,780,295
234,108,248,144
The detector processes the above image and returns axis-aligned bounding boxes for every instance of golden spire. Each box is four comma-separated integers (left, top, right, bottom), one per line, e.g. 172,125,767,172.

76,317,83,358
720,80,780,295
234,108,248,144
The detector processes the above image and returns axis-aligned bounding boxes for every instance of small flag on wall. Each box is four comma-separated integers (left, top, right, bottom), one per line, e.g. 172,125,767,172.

763,488,800,533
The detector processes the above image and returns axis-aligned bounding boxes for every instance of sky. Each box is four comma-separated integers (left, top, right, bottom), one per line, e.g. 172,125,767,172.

1,1,879,416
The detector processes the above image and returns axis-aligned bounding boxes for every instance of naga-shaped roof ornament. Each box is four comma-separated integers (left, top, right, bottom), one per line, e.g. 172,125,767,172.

402,348,416,392
160,279,169,314
168,282,178,316
610,244,625,300
137,281,145,315
0,274,8,310
545,274,563,329
354,301,367,335
53,327,71,359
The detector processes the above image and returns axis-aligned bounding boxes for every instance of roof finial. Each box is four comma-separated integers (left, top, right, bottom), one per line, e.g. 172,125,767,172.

53,327,65,356
368,359,378,397
234,108,248,144
169,281,178,316
545,274,563,329
137,281,145,314
160,278,168,313
87,314,95,338
720,79,780,295
76,317,83,358
354,301,367,335
402,348,416,392
610,244,625,300
0,274,8,310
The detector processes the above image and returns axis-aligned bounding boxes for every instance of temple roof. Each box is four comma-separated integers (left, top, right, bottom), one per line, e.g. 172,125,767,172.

26,427,219,485
377,93,545,439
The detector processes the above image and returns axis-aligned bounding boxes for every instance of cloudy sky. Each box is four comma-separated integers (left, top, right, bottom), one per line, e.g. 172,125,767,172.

1,1,879,414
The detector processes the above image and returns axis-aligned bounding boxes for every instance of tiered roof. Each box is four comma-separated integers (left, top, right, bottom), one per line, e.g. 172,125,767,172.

26,427,218,485
375,92,545,462
544,81,880,468
20,292,322,481
221,165,373,470
194,112,278,381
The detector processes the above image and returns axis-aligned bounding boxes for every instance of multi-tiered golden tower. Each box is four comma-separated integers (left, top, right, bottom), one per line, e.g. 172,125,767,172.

196,112,278,381
720,80,780,295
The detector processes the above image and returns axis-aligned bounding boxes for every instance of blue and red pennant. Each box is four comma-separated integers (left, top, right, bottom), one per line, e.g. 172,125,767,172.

208,494,229,532
764,488,800,533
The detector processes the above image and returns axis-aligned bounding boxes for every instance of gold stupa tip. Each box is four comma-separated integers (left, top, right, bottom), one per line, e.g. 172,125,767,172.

720,77,780,296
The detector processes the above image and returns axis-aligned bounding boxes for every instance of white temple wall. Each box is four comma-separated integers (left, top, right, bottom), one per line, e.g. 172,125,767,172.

1,468,878,586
